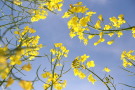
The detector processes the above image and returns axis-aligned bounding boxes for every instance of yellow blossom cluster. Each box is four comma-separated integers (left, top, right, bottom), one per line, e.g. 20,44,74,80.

40,43,68,90
62,2,131,46
21,63,32,71
12,0,63,22
50,43,69,60
44,0,63,11
30,0,63,22
121,50,135,68
62,2,96,45
71,54,92,69
73,68,86,79
71,54,111,85
42,72,66,90
109,14,126,28
0,26,41,88
90,14,126,46
69,2,88,13
30,9,48,22
0,47,32,87
14,26,43,60
71,54,97,84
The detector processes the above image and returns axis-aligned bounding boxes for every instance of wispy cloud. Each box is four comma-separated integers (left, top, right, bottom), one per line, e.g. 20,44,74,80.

91,0,108,5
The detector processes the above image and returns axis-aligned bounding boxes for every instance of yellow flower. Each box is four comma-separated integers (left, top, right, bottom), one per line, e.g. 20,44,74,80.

99,32,104,38
121,50,135,61
80,54,90,63
45,0,63,11
0,56,7,63
68,16,79,29
109,15,126,28
73,69,80,76
83,38,88,45
117,31,123,37
86,61,95,68
54,43,63,47
118,19,126,25
10,55,22,65
60,46,66,51
22,63,32,71
132,33,135,38
54,83,63,90
123,60,132,68
70,5,89,13
103,67,111,72
86,11,96,16
62,80,67,88
50,49,56,55
109,17,118,24
87,74,96,84
42,72,52,78
56,63,62,66
118,14,124,20
14,31,20,34
132,27,135,34
30,9,48,22
107,40,114,45
94,20,101,29
94,41,100,46
88,35,95,39
43,84,50,90
79,16,90,26
74,2,83,6
71,58,81,68
19,80,33,90
78,72,86,79
54,80,67,90
104,25,112,30
13,0,22,5
98,15,103,21
69,32,76,38
108,33,114,37
24,26,36,33
99,38,105,42
0,68,10,79
121,51,127,60
6,77,14,87
62,12,71,18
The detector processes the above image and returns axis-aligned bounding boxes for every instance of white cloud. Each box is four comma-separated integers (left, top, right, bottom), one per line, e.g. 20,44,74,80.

91,0,108,4
92,45,123,56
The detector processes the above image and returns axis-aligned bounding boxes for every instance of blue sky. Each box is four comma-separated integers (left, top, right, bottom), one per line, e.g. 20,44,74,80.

1,0,135,90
